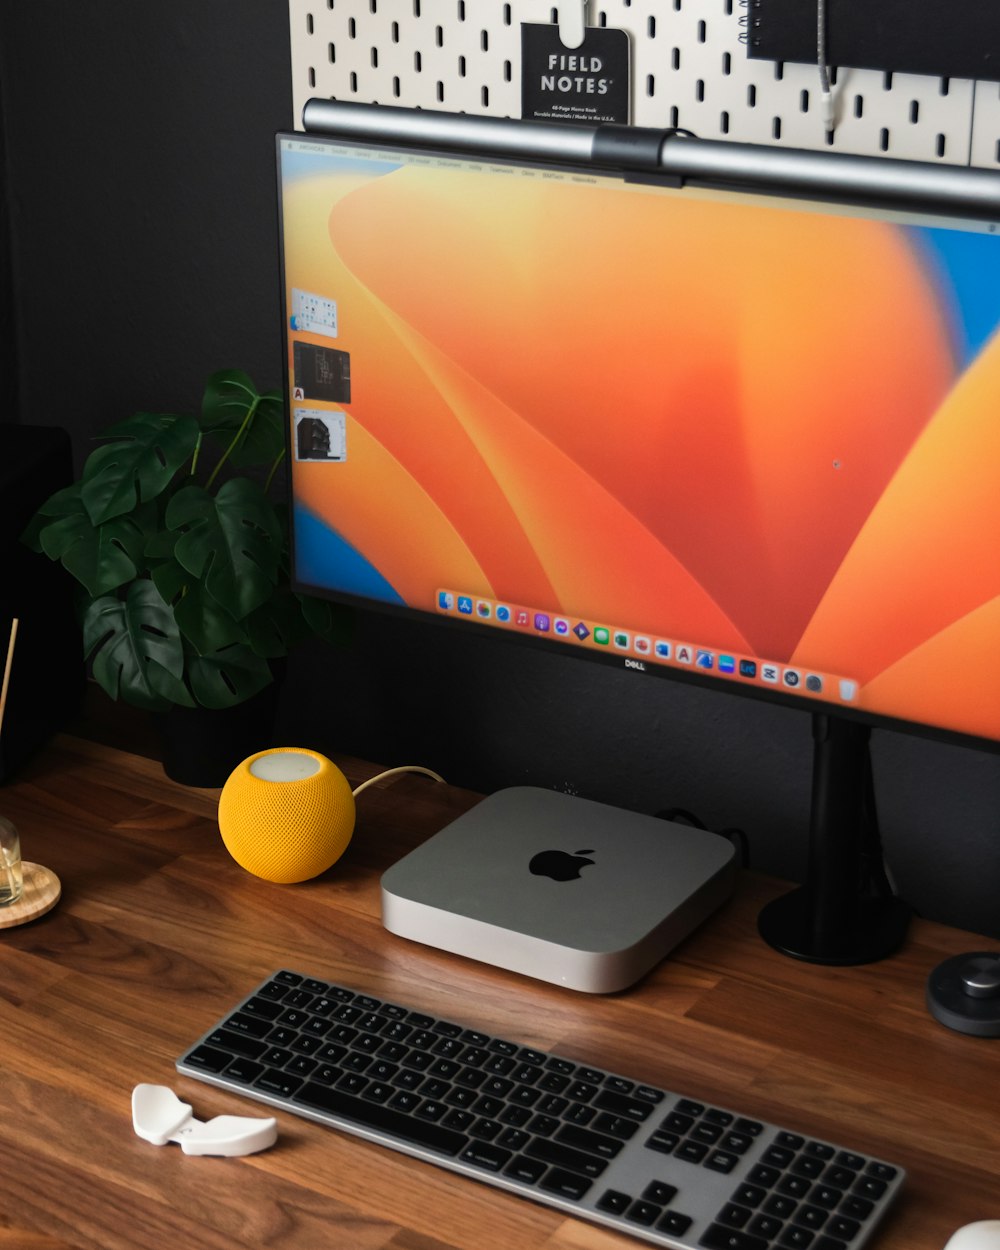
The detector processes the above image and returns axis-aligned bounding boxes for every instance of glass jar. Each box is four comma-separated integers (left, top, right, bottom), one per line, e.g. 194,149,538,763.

0,815,23,906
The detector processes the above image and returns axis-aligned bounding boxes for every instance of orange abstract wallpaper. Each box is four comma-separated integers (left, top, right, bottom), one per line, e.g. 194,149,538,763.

282,139,1000,742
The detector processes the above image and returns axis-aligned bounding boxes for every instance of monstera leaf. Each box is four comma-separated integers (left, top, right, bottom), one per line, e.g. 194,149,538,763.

83,580,195,710
166,478,282,621
151,558,247,654
25,485,149,598
242,585,314,657
80,412,201,526
200,368,285,470
186,643,273,708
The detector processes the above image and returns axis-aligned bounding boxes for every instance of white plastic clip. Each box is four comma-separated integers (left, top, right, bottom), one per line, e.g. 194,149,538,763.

132,1084,278,1157
557,0,588,50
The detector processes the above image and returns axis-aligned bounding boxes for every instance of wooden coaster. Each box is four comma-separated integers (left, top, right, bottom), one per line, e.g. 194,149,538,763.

0,862,61,929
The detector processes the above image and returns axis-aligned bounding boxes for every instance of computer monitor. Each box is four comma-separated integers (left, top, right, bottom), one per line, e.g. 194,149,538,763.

278,102,1000,966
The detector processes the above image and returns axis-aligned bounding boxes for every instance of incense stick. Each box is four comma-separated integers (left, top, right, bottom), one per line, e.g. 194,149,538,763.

0,618,19,741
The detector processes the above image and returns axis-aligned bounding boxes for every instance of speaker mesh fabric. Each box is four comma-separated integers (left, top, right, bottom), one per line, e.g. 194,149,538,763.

218,748,356,883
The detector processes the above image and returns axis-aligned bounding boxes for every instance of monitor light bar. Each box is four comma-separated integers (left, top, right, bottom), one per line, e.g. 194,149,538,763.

302,98,1000,220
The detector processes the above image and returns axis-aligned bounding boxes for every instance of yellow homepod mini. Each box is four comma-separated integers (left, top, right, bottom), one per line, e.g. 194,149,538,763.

218,748,356,884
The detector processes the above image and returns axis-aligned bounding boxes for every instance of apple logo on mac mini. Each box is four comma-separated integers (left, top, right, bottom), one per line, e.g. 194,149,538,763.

529,848,595,881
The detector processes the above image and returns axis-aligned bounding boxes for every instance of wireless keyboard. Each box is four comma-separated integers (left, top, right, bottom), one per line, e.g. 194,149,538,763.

177,971,905,1250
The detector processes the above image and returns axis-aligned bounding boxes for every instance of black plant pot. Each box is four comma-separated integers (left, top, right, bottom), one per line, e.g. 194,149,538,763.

155,681,281,788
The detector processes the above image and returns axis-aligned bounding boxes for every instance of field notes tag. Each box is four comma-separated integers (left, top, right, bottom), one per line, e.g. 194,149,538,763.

521,23,631,125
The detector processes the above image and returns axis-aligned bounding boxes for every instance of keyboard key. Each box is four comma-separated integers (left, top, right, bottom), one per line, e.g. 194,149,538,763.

626,1199,661,1226
254,1070,304,1099
556,1123,624,1159
225,1058,265,1084
643,1181,677,1205
706,1151,741,1174
596,1189,630,1214
525,1137,608,1179
538,1168,592,1201
295,1081,467,1155
206,1029,267,1059
592,1113,638,1140
459,1142,511,1172
593,1090,655,1120
224,1012,273,1039
504,1156,546,1185
701,1223,769,1249
240,996,284,1021
657,1210,693,1236
182,1045,231,1073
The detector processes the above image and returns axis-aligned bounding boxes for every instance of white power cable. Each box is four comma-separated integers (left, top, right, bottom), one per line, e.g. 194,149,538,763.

817,0,836,135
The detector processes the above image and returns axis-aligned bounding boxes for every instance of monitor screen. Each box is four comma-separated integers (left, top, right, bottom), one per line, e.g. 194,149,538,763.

278,124,1000,753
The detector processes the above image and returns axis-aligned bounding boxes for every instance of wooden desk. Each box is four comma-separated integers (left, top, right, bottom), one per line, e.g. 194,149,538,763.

2,736,997,1250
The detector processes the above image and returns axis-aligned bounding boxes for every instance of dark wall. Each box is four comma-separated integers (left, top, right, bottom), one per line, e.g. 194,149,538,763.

0,1,290,452
1,3,998,941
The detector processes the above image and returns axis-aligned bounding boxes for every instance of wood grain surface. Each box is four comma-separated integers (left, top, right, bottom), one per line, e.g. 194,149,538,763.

1,734,997,1250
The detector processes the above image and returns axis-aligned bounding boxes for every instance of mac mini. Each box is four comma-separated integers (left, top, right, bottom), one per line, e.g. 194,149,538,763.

380,787,737,993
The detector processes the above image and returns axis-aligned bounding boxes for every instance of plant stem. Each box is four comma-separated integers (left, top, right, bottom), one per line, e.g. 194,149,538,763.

264,448,286,495
189,431,205,477
205,397,259,491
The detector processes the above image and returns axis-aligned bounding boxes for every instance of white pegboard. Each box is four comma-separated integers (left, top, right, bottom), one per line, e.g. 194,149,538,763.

288,0,1000,169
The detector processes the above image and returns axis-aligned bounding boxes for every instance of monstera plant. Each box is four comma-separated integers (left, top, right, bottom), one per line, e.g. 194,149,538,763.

24,369,345,712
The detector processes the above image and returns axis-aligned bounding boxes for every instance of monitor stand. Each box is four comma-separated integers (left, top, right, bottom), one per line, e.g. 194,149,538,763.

757,712,911,965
